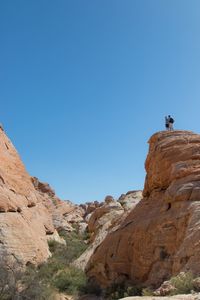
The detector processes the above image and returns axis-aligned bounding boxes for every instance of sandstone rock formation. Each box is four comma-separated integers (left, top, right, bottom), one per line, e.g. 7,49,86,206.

74,192,142,270
74,196,124,270
80,201,103,217
31,176,82,232
118,190,142,211
0,127,76,266
86,131,200,288
87,195,124,241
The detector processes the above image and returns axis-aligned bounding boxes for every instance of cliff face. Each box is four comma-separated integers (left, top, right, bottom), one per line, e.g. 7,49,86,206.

0,128,77,266
86,131,200,288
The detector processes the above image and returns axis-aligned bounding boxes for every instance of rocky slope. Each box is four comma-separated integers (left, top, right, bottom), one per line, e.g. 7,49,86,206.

86,130,200,288
74,192,142,271
0,125,140,270
0,127,83,266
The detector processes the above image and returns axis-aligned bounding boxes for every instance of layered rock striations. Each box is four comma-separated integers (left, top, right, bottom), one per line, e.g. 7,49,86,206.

86,131,200,288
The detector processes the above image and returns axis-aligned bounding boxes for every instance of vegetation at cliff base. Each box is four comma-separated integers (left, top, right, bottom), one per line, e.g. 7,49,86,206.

2,226,200,300
103,282,143,299
169,272,195,295
0,229,89,299
39,229,88,296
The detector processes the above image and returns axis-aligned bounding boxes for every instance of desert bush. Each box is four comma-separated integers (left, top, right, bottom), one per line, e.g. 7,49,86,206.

38,243,66,282
142,287,154,296
0,256,22,300
18,279,54,300
81,228,90,241
53,266,86,294
17,264,54,300
48,240,58,253
58,229,88,262
104,283,142,300
169,272,194,295
81,280,102,296
36,233,88,296
0,257,52,300
47,231,88,268
0,230,89,299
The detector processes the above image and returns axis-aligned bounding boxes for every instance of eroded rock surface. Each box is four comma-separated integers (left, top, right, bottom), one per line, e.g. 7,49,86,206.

118,190,142,211
74,193,142,270
0,128,74,266
86,131,200,288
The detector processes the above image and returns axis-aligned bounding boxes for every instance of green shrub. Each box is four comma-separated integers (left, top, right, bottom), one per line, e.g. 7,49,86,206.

169,272,194,295
58,230,88,261
0,231,90,299
19,278,55,300
11,263,54,300
53,266,87,294
81,228,90,241
48,239,59,253
104,283,142,300
81,280,102,296
37,259,64,282
15,231,90,299
142,287,154,296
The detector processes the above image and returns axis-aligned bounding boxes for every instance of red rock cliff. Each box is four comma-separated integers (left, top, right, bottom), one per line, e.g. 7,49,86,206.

86,130,200,288
0,128,73,266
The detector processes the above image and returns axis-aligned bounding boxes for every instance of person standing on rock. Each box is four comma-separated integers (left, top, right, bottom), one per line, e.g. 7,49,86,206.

168,115,174,131
165,115,174,131
165,116,169,130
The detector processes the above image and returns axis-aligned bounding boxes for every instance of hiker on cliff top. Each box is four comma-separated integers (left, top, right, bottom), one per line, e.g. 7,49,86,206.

165,116,169,130
165,115,174,131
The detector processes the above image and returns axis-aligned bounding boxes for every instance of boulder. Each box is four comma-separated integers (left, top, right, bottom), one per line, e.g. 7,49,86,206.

154,280,177,296
118,191,142,211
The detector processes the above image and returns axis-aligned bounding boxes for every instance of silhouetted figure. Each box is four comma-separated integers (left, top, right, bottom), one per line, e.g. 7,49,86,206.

165,115,174,131
168,115,174,131
165,116,169,130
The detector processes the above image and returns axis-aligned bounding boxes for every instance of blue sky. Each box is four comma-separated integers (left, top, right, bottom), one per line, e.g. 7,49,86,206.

1,0,200,203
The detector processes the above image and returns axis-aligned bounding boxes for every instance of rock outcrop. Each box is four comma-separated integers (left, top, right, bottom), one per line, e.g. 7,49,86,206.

74,192,142,270
0,128,77,266
118,190,142,211
74,196,124,270
86,131,200,288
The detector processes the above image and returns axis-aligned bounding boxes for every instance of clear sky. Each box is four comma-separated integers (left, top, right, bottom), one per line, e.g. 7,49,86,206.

1,1,200,204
